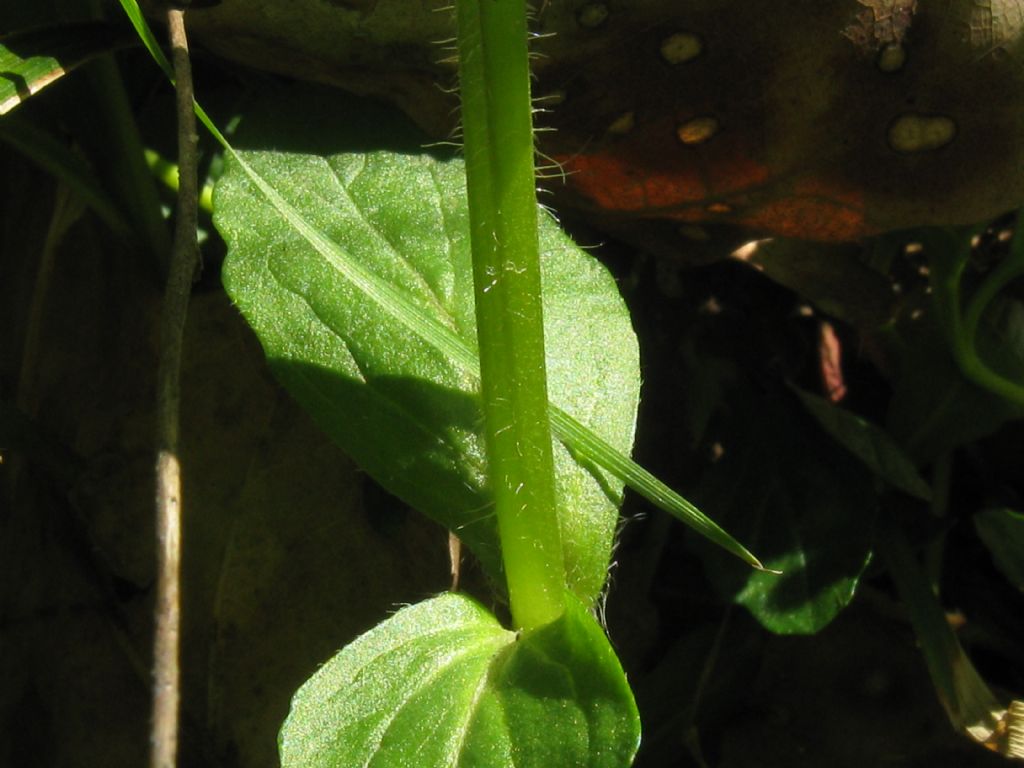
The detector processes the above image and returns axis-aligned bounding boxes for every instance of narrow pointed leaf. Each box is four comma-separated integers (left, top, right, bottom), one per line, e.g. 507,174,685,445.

0,112,133,238
792,386,931,500
0,22,132,115
974,507,1024,592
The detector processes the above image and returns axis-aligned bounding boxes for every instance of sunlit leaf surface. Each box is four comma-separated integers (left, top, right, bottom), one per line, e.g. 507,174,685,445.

279,593,640,768
215,86,640,603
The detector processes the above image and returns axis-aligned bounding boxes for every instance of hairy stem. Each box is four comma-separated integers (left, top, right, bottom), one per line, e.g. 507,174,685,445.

456,0,565,630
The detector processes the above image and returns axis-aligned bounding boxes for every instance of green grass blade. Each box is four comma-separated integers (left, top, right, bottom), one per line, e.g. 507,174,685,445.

0,21,131,115
548,407,767,570
0,112,133,239
116,0,173,80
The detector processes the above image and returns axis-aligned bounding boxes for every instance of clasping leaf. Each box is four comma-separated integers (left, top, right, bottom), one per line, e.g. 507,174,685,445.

279,593,640,768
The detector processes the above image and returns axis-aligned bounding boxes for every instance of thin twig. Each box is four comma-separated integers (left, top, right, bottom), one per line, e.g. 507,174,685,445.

152,7,199,768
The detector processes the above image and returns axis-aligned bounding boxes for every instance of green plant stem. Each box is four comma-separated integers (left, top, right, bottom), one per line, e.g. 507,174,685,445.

877,522,963,708
0,114,133,239
927,227,1024,405
964,222,1024,340
877,518,1005,744
455,0,565,630
79,0,170,271
145,149,214,213
84,56,171,267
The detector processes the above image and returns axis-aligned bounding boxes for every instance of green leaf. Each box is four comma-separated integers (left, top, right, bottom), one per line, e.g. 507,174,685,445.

0,22,132,115
16,5,173,264
0,112,133,239
974,508,1024,591
279,593,640,768
791,386,931,500
694,395,875,634
215,86,639,602
207,81,761,574
119,2,766,577
884,307,1024,463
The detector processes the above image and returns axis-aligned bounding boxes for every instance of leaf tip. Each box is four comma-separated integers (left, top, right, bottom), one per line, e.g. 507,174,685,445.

739,548,780,575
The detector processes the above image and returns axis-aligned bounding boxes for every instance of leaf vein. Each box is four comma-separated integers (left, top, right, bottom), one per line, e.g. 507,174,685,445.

322,154,456,327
